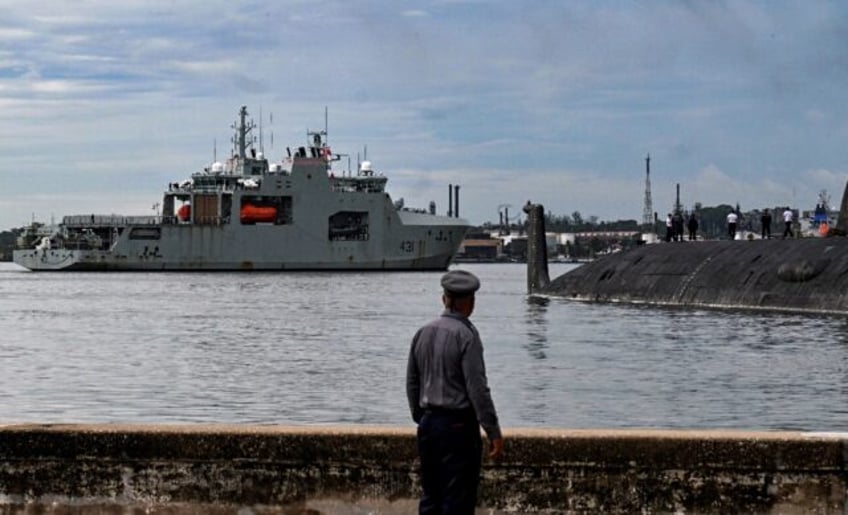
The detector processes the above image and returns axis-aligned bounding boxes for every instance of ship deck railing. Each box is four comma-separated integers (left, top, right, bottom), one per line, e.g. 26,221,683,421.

63,215,233,229
330,176,387,194
63,215,163,228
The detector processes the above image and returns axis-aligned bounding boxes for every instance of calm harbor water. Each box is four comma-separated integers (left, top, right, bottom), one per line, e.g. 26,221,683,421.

1,261,847,431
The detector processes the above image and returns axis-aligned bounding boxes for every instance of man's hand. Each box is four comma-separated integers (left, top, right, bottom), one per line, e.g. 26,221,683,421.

488,437,504,460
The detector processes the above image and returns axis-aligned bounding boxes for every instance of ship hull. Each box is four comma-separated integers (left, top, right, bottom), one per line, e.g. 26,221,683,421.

14,220,468,272
12,256,455,271
533,238,848,316
523,201,848,316
13,250,456,271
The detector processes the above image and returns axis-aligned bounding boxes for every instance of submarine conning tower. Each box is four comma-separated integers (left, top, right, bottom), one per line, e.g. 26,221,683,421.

525,201,550,294
526,178,848,315
835,177,848,234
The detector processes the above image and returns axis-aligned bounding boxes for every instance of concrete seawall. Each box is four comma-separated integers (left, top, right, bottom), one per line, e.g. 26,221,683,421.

0,424,846,513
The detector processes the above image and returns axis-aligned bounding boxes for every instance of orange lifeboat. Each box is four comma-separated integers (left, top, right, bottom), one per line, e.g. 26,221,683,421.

240,203,277,223
177,204,191,222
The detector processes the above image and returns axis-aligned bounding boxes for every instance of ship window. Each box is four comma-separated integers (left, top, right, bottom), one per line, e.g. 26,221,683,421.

329,211,369,241
221,195,232,224
240,195,292,225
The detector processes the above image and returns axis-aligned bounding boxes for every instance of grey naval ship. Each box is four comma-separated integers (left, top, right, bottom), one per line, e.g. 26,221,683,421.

14,107,470,271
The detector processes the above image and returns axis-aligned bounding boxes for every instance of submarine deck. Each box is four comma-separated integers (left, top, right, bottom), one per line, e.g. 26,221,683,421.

541,238,848,315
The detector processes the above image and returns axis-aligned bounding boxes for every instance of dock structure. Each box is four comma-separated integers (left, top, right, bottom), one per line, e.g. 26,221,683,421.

0,424,846,513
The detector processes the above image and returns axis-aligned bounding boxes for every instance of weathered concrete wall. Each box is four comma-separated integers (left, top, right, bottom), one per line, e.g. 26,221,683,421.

0,424,846,514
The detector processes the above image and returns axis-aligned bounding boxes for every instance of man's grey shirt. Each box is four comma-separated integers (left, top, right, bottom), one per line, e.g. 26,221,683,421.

406,310,502,440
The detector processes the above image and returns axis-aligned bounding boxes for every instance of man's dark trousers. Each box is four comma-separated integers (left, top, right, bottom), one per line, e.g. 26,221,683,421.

417,409,482,514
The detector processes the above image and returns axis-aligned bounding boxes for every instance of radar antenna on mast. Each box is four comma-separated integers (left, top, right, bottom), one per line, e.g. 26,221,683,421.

307,107,334,162
642,154,654,231
231,106,256,159
259,106,264,154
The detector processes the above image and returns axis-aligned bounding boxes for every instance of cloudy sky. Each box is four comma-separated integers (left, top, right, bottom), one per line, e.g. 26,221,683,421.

1,1,846,230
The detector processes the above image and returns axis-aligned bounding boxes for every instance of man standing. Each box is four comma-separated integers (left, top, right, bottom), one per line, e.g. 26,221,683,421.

783,208,794,238
726,210,738,240
761,209,772,239
665,213,673,242
687,213,699,241
672,212,684,242
406,270,504,514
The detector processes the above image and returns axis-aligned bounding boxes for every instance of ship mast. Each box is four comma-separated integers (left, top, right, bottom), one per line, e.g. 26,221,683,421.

259,106,264,155
642,154,654,231
238,106,248,159
306,106,329,163
233,106,256,160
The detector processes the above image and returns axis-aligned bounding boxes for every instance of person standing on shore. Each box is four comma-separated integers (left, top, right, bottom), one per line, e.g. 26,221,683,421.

726,210,738,240
665,213,673,242
761,209,772,239
783,208,794,238
672,212,684,242
406,270,504,514
687,213,699,241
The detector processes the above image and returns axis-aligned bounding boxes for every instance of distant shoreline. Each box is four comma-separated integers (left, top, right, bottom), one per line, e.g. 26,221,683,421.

453,258,591,264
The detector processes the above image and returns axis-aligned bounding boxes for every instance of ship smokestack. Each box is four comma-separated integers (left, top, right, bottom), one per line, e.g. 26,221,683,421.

454,185,460,218
448,184,453,217
524,201,550,293
675,183,681,213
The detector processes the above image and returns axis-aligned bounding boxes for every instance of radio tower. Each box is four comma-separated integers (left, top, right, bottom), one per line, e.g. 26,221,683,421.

642,154,654,230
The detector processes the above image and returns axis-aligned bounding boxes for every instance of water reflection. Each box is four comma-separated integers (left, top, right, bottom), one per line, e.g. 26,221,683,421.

511,295,554,424
524,295,549,360
4,262,848,429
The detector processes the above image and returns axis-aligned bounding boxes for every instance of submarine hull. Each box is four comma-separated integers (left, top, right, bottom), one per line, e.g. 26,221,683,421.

541,239,848,315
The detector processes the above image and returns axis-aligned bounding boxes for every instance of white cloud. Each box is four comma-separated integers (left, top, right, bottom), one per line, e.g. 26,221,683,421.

30,80,84,94
804,168,844,183
165,59,239,75
1,1,847,231
0,27,36,39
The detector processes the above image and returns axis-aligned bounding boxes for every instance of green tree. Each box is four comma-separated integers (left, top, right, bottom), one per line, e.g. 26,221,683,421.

571,211,583,227
698,204,735,239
